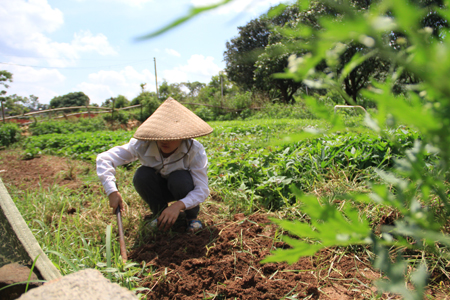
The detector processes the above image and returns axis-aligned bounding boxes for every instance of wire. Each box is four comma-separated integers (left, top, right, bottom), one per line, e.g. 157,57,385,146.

0,60,153,70
0,53,147,61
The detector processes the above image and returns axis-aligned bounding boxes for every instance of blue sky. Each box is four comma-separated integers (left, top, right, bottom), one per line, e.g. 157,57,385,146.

0,0,288,105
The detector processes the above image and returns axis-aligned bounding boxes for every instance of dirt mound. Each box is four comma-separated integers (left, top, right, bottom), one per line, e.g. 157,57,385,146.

130,213,380,300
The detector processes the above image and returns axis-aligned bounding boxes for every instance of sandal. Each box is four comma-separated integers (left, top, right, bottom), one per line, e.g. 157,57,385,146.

146,219,158,230
187,220,203,233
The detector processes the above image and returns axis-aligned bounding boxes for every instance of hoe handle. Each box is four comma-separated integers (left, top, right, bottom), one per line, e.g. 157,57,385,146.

116,207,127,262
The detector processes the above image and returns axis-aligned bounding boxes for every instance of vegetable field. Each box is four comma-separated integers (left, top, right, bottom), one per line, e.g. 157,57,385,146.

1,116,447,299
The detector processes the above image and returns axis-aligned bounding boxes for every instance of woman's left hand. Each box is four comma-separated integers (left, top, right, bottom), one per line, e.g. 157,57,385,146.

158,201,186,231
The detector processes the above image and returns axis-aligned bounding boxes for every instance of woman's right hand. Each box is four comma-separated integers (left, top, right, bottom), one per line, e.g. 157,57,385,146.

108,191,124,214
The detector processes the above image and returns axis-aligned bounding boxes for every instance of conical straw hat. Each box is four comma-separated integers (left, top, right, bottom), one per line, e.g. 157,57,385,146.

134,97,213,140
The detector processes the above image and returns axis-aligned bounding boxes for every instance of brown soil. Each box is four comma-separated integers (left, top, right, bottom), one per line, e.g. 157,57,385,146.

130,213,382,300
0,151,95,192
1,150,448,300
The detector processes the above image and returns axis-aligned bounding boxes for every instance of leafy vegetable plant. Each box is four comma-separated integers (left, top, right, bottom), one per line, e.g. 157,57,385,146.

258,0,450,298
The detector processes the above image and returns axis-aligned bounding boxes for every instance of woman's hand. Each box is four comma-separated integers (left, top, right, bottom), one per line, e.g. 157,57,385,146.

108,191,124,214
158,201,186,231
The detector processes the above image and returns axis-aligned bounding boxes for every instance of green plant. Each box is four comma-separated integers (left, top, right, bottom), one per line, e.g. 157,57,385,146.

0,123,21,146
103,111,129,125
195,106,215,121
257,0,450,298
28,118,106,136
231,91,252,110
21,130,133,161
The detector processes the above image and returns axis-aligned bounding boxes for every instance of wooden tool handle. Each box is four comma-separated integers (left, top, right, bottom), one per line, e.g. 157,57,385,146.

116,208,127,262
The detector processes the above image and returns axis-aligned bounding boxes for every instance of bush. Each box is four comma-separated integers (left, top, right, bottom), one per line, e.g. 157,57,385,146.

102,111,129,125
0,123,22,147
29,118,106,136
194,106,214,121
230,91,252,110
248,101,316,120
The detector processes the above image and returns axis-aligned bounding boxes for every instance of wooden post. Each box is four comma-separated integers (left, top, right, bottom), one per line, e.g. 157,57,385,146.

140,104,143,120
86,99,91,119
220,71,224,107
1,100,5,124
154,57,159,99
112,98,115,119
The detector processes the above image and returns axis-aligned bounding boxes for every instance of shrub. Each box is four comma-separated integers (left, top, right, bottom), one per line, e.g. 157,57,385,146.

230,91,252,110
248,101,316,120
0,123,22,147
194,106,214,121
29,118,106,136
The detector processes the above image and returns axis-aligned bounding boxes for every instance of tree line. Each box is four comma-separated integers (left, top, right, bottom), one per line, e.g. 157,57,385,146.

224,0,446,105
1,0,446,117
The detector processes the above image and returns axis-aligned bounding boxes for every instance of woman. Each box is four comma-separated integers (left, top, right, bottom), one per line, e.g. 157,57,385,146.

96,97,213,232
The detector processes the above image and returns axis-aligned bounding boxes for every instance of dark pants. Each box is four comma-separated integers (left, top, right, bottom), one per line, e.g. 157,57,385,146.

133,166,199,219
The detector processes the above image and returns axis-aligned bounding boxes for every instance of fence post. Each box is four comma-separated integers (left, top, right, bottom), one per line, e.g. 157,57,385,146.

86,99,91,119
112,98,115,120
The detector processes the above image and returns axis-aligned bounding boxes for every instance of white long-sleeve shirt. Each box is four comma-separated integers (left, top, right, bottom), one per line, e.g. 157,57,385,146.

96,138,209,210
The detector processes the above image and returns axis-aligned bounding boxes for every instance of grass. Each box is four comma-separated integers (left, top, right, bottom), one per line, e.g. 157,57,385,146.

3,117,449,298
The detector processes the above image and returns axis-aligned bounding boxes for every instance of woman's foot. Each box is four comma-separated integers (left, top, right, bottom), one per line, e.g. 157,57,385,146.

187,219,203,233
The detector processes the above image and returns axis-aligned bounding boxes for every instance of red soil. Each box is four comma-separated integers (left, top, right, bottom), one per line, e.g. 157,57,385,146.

130,212,382,300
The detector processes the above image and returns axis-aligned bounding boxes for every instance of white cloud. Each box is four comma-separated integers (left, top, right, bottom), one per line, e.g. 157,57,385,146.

76,82,116,105
113,0,154,6
77,66,156,105
0,0,117,68
162,54,222,83
0,0,64,35
163,69,189,83
75,0,154,7
2,65,65,103
0,0,63,47
165,48,181,57
72,31,118,56
190,0,287,15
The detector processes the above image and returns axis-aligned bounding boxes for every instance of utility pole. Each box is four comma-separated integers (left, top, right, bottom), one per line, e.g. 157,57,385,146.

220,71,224,108
154,57,159,99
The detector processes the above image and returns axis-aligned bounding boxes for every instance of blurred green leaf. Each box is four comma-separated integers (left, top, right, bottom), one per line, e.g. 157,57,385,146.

136,0,233,40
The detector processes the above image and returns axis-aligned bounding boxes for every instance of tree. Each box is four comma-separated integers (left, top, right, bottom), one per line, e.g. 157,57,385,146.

158,80,185,101
224,18,271,91
0,70,13,95
27,95,48,110
197,74,240,111
131,91,156,106
112,95,130,108
101,97,113,108
224,6,301,93
181,81,206,99
254,43,306,104
225,1,446,105
3,94,30,115
224,4,334,103
0,71,13,107
50,92,90,109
